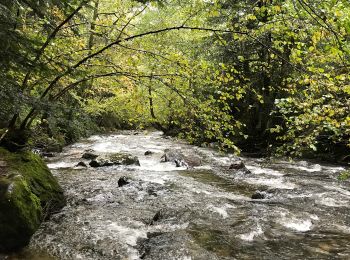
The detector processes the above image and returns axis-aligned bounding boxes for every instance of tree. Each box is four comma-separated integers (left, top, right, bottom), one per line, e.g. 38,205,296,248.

0,0,349,161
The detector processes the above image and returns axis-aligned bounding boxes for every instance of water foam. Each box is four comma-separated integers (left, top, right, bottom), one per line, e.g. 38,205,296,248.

238,225,264,241
207,204,235,219
245,165,284,176
47,161,74,169
245,177,297,190
278,212,314,232
283,219,313,232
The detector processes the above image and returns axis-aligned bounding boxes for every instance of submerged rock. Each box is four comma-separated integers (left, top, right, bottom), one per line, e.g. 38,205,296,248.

76,161,87,167
229,161,245,170
251,191,266,200
229,160,251,174
89,153,140,168
175,159,188,168
144,151,154,156
150,209,164,225
118,176,129,187
0,148,65,252
147,187,158,197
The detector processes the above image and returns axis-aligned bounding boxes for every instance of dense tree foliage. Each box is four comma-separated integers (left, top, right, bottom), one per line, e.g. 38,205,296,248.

0,0,349,162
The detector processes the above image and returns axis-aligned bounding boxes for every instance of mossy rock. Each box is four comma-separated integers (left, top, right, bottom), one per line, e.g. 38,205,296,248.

0,148,65,252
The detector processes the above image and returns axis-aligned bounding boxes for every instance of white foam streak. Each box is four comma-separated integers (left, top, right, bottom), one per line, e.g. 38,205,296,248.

245,165,283,176
207,204,235,219
278,211,315,232
287,164,322,172
108,223,147,247
47,161,74,169
245,178,297,190
239,225,263,241
283,219,313,232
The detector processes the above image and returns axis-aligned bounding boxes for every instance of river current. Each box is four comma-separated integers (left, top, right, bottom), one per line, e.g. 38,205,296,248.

2,131,350,259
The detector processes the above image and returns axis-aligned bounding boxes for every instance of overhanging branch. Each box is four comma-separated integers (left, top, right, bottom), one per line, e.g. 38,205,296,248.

20,25,247,128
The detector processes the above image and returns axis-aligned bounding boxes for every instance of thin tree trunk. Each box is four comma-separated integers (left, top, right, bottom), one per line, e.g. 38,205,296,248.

148,85,157,120
84,0,100,98
148,82,166,132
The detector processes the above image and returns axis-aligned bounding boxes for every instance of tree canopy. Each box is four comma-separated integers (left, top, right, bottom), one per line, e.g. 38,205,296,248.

0,0,349,162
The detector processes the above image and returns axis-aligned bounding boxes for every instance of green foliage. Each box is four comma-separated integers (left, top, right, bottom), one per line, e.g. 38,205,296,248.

0,0,349,160
338,170,350,181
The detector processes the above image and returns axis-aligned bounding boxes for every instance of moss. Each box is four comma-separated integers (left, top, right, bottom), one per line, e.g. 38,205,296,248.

0,175,42,251
1,148,65,212
338,170,350,181
0,147,65,252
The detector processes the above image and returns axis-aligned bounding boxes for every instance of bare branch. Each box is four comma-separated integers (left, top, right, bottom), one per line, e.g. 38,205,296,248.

39,26,246,100
116,44,187,68
116,6,148,42
52,72,123,100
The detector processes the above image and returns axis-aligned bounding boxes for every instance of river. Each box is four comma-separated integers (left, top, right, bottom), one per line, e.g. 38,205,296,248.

2,131,350,259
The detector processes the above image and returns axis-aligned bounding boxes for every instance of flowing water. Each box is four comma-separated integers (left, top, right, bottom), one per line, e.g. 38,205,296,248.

2,131,350,259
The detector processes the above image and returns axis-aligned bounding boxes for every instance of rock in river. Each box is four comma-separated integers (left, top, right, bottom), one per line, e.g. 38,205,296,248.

82,151,98,160
229,160,245,170
251,191,266,200
89,153,140,167
76,161,88,167
161,149,201,168
229,160,251,174
118,176,130,187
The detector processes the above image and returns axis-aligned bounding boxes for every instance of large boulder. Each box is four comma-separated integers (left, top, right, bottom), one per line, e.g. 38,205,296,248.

0,148,65,252
89,153,140,167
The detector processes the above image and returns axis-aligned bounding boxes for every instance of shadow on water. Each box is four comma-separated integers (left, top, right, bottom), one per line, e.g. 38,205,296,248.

0,249,56,260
